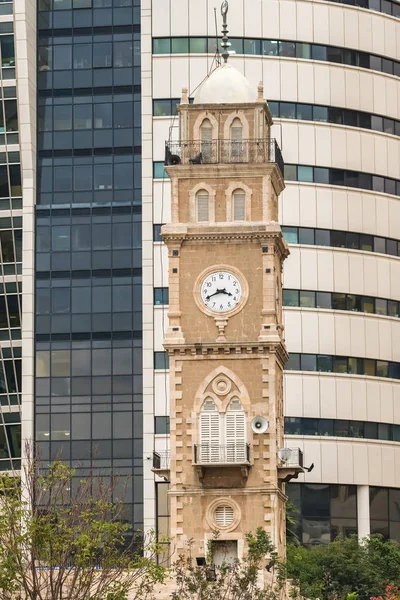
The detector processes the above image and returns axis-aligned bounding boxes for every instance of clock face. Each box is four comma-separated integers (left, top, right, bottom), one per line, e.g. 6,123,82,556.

200,271,243,313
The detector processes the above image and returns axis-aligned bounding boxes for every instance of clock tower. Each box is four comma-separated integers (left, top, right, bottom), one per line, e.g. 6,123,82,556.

159,8,304,564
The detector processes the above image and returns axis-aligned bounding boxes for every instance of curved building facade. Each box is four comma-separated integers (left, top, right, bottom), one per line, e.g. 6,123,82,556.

142,0,400,545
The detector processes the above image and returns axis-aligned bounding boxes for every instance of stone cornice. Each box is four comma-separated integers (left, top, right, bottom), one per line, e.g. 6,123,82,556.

163,341,288,364
162,226,290,259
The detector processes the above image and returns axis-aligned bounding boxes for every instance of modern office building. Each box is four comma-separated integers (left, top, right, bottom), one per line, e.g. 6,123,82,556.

147,0,400,547
1,0,398,549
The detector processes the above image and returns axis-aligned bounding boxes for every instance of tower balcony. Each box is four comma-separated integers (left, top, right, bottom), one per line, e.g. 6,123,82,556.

193,443,250,466
165,139,284,177
193,443,251,479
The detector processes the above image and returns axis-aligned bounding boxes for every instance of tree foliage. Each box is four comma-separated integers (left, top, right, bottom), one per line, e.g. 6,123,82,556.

286,535,400,600
0,448,166,600
170,527,285,600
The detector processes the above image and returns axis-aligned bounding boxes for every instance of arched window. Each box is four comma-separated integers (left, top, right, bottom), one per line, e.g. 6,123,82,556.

196,189,209,222
232,189,246,221
200,118,213,161
230,118,243,161
199,396,246,464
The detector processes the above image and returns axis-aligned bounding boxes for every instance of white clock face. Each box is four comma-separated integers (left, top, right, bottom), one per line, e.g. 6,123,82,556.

200,271,242,313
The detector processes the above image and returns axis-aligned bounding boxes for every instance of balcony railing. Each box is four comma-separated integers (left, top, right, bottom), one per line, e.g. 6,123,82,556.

280,447,304,468
165,139,284,176
193,443,250,465
152,451,170,471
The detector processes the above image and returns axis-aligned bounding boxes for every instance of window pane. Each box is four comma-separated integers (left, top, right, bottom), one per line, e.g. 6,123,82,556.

370,487,389,521
313,105,328,122
154,352,169,369
114,41,133,67
286,353,300,370
316,292,331,309
314,168,329,184
284,164,297,181
190,38,207,53
317,355,333,372
73,44,92,69
282,290,299,307
376,360,388,378
285,417,301,435
360,296,374,313
93,43,112,67
319,419,334,436
153,38,170,54
333,357,348,373
262,40,278,56
243,39,261,55
298,166,313,182
282,226,298,244
171,38,189,54
374,236,386,253
388,301,399,318
331,230,346,248
299,291,315,308
53,45,72,70
298,228,314,245
375,298,387,315
301,354,317,371
280,102,296,119
94,103,112,128
360,234,373,251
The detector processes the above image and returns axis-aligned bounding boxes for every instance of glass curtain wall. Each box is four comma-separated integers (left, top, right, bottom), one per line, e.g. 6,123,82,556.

35,0,143,537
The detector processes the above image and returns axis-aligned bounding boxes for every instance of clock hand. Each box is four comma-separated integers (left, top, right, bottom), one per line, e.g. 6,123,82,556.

206,288,233,301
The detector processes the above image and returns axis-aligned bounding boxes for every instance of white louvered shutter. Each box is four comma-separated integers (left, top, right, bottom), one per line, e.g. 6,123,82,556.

225,411,246,463
197,192,209,222
233,191,246,221
200,412,220,463
215,505,234,527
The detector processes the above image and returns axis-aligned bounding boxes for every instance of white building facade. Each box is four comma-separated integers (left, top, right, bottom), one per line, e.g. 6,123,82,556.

143,0,400,545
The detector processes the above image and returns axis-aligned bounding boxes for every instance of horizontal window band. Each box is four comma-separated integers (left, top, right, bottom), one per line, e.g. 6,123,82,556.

152,37,400,78
153,160,400,196
282,226,400,258
283,289,399,319
320,0,400,18
153,98,400,138
285,416,400,442
38,84,141,97
36,204,142,216
35,330,142,342
286,353,400,379
36,267,142,279
285,164,400,196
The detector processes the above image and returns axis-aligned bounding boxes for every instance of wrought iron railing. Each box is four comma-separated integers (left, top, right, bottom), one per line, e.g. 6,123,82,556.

193,443,250,465
152,451,170,470
165,139,284,176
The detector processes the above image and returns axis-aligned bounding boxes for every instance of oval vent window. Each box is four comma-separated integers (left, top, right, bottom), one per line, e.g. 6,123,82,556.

215,505,234,527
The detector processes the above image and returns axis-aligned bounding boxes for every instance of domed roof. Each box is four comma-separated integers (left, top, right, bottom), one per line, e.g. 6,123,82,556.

193,63,257,105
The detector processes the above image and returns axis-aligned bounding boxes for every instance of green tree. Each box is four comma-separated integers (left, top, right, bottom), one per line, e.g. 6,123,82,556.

170,527,285,600
0,447,166,600
286,535,400,600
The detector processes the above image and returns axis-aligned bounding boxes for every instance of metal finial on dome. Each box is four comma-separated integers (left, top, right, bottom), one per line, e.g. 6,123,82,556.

221,1,230,63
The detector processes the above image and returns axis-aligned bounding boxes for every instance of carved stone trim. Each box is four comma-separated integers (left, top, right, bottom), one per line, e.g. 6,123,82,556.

206,497,241,533
225,180,252,222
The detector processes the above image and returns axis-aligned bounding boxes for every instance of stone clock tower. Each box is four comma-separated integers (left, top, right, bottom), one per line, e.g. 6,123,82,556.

160,13,304,563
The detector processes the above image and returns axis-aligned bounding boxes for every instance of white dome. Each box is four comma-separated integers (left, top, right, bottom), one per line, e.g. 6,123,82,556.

193,63,257,105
